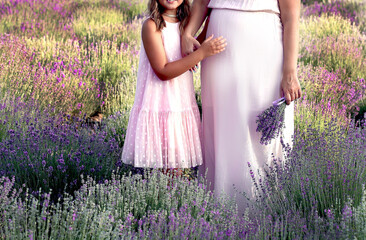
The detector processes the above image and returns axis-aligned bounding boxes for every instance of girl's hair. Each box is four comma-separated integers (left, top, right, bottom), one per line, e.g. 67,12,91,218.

148,0,191,33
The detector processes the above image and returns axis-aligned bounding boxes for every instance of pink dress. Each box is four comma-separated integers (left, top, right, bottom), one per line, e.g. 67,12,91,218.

121,21,203,169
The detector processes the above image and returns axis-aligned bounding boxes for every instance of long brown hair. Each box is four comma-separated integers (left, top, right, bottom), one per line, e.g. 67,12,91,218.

148,0,191,33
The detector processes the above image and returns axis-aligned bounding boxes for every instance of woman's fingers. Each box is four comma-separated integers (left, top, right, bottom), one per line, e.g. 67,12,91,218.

281,73,302,105
192,38,201,51
181,34,201,57
283,88,301,105
284,92,291,105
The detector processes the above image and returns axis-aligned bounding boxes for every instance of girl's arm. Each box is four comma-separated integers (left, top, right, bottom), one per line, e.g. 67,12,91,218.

142,19,226,81
181,0,210,56
278,0,302,105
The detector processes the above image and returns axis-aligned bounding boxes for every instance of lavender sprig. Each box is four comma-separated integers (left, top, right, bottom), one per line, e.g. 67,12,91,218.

256,97,287,145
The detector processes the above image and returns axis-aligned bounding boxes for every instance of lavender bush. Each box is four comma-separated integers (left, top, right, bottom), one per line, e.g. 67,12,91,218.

252,119,366,237
354,188,366,238
0,0,144,118
304,0,359,24
73,5,143,48
302,0,329,5
300,14,362,39
297,64,365,122
300,15,366,81
2,162,366,239
0,96,122,201
302,0,366,33
299,14,366,127
0,0,146,41
0,171,254,239
0,0,366,238
0,33,103,116
0,32,140,117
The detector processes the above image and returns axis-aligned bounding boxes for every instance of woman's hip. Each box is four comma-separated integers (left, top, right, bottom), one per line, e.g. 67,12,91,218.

201,9,285,112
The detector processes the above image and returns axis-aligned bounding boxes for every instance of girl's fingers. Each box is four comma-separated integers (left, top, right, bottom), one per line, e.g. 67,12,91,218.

218,44,226,52
214,38,227,52
204,34,214,43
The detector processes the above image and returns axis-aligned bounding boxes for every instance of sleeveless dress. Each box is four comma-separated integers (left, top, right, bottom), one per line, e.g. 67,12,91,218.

201,0,294,211
121,21,203,169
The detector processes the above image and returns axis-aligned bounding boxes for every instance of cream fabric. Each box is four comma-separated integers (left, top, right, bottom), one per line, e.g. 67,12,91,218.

200,9,294,212
208,0,280,14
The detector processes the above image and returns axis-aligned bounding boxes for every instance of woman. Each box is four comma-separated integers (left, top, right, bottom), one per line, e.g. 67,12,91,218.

182,0,302,211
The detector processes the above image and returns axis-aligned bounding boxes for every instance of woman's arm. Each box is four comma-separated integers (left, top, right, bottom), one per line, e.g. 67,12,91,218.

142,19,226,81
278,0,302,105
181,0,210,56
196,9,211,44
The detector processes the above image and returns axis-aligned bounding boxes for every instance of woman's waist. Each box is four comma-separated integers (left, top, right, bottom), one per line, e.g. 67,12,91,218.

207,0,280,14
209,7,282,25
210,8,279,15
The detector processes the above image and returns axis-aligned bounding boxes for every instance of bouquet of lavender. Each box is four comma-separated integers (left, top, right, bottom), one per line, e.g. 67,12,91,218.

256,97,287,145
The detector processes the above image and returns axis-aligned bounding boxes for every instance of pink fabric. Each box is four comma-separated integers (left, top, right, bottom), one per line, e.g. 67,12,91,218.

121,21,203,169
208,0,280,14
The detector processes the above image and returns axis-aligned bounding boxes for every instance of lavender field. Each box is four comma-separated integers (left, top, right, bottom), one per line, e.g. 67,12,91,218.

0,0,366,239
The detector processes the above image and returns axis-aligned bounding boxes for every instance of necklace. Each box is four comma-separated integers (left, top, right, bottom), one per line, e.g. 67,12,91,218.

163,13,177,18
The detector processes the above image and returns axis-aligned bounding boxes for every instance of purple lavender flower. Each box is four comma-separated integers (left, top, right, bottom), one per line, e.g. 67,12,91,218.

256,97,287,145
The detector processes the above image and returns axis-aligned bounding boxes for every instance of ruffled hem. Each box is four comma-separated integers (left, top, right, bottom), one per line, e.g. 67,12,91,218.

121,106,203,168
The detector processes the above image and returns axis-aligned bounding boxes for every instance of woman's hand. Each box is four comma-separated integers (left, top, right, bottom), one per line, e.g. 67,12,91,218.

281,71,302,105
181,33,201,57
181,33,201,71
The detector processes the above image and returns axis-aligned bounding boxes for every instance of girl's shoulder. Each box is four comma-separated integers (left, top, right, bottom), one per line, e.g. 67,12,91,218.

142,18,157,31
142,17,161,38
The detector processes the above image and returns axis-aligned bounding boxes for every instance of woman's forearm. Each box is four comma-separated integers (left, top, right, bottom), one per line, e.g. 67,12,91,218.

282,18,299,74
185,0,210,36
280,1,300,74
278,0,302,104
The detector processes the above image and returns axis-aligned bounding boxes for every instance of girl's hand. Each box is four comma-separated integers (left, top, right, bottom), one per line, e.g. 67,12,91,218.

280,71,302,105
200,35,227,58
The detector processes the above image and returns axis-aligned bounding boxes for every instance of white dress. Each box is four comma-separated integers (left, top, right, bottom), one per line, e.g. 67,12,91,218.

201,0,294,211
122,21,203,169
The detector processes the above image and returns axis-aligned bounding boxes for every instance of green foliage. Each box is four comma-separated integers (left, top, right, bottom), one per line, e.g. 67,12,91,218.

90,36,140,116
0,0,77,40
72,7,142,48
300,15,366,81
0,34,102,116
300,15,361,39
302,0,329,5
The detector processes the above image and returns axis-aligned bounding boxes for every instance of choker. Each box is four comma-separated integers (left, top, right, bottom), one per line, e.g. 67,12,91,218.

163,13,177,18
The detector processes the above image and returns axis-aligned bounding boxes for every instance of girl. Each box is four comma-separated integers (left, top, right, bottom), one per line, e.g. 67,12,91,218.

121,0,226,174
